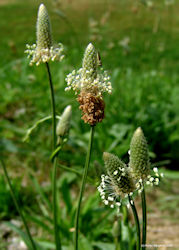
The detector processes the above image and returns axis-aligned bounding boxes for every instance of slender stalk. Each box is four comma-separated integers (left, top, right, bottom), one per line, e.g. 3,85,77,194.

0,159,36,250
74,126,95,250
46,62,56,149
52,157,61,250
141,184,147,250
128,195,141,250
113,219,120,250
114,237,120,250
45,62,61,250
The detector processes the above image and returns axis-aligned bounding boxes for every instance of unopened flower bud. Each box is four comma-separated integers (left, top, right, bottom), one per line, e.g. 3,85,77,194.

129,127,150,180
56,105,72,141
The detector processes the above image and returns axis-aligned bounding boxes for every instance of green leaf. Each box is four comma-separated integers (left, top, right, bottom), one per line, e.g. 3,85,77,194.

0,138,19,153
92,242,115,250
82,191,99,215
37,241,55,249
159,169,179,180
78,234,93,250
61,178,72,213
50,145,62,161
4,221,34,250
30,175,51,211
23,115,60,142
25,213,53,234
62,245,73,250
121,220,130,249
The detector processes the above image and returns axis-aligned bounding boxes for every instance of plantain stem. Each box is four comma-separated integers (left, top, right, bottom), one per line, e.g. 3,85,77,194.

74,126,95,250
46,62,61,250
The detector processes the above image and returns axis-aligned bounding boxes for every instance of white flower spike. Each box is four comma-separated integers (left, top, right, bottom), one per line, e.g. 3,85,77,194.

65,43,112,96
25,4,64,66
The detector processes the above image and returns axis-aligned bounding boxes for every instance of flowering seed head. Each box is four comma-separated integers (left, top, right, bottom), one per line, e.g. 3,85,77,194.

98,153,135,209
36,4,52,50
103,152,135,195
129,127,150,181
25,4,64,66
65,43,111,125
56,105,72,141
65,43,112,96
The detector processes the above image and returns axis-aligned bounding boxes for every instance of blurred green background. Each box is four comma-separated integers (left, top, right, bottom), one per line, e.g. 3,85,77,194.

0,0,179,248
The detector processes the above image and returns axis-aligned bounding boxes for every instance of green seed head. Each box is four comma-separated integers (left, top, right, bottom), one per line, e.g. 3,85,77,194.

36,4,52,50
82,43,97,81
129,127,150,180
56,105,72,140
103,152,135,195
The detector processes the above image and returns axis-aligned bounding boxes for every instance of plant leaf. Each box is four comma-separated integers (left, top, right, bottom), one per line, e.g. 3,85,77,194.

4,221,35,249
92,242,115,250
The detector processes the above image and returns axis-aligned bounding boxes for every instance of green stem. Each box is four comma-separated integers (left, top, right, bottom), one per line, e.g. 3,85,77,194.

141,185,147,250
46,62,56,149
46,62,61,250
52,157,60,250
74,126,95,250
114,237,120,250
128,195,141,250
0,159,36,250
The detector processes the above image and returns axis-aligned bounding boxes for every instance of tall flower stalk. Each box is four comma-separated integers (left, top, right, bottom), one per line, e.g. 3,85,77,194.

129,127,150,249
46,62,60,250
25,4,64,250
128,195,141,250
98,152,141,249
141,184,147,249
129,127,163,249
74,126,95,249
98,127,164,249
46,62,57,148
65,43,111,249
0,159,37,250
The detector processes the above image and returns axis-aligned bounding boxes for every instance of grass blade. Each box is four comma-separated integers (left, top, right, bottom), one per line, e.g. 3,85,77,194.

4,221,35,250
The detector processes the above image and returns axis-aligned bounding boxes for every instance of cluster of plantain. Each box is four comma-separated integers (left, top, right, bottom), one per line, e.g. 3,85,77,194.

1,3,163,250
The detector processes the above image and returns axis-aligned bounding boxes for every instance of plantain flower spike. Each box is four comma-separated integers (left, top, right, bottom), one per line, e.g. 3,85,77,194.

98,152,135,209
36,3,52,50
82,43,98,85
129,127,164,192
65,43,112,126
56,105,72,144
129,127,150,182
25,3,64,66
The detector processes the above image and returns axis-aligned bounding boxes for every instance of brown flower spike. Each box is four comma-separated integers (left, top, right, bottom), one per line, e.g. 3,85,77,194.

65,43,112,126
77,92,105,126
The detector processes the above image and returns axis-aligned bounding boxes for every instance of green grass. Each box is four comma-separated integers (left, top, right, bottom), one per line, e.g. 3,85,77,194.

0,175,36,220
